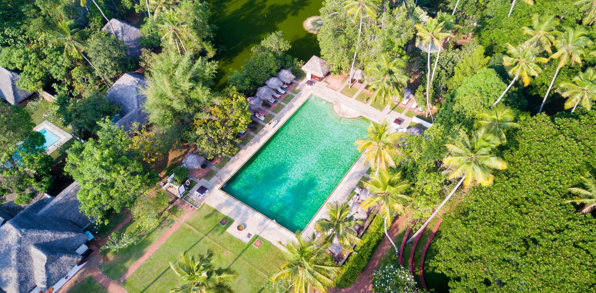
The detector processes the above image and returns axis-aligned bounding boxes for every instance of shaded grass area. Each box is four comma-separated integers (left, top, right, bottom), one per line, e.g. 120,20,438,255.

392,104,407,114
291,88,300,95
249,121,265,133
272,102,285,114
67,277,107,293
214,156,231,169
123,205,286,293
203,169,217,181
355,92,372,104
240,133,255,146
263,114,274,123
25,99,71,133
370,97,386,111
97,210,130,237
405,111,416,118
341,86,359,98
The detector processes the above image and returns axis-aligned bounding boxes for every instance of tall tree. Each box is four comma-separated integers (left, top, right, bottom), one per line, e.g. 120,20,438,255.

475,104,519,143
0,103,35,162
156,1,214,57
80,0,111,27
508,0,534,18
557,68,596,113
354,121,401,174
408,131,507,242
169,251,235,293
539,27,592,113
567,172,596,214
491,43,542,108
522,14,558,54
362,170,411,256
575,0,596,25
272,235,340,293
315,202,362,252
65,119,150,224
367,55,408,106
344,0,380,84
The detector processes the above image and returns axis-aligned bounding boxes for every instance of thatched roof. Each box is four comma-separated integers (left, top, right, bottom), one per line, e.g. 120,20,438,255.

107,73,148,131
183,153,206,170
350,69,363,81
265,77,283,90
247,96,261,111
256,86,275,101
102,18,143,57
277,69,295,84
407,127,424,136
301,56,329,77
0,182,89,293
0,67,32,105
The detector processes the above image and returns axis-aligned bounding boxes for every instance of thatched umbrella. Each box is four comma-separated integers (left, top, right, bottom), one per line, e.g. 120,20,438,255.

183,153,206,169
350,69,364,82
266,77,284,90
256,86,275,101
278,69,295,84
247,96,261,111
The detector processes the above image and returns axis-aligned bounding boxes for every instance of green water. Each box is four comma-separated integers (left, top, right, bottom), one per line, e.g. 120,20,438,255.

223,96,368,232
209,0,322,87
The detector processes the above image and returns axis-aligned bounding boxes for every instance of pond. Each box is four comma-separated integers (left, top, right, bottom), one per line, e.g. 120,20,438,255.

209,0,322,88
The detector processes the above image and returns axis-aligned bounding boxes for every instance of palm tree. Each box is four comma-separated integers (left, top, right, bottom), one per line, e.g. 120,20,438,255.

344,0,380,85
272,235,340,293
475,104,519,143
354,121,401,174
452,0,461,15
169,251,235,293
567,172,596,214
491,43,543,108
558,68,596,113
158,8,197,55
432,13,455,85
575,0,596,25
408,131,507,243
80,0,112,30
538,27,592,113
315,202,362,252
522,14,558,54
368,55,408,107
415,18,450,121
508,0,534,18
362,170,411,256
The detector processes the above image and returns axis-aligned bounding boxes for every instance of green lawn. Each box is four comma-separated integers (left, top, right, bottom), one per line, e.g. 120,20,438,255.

370,98,386,111
240,133,255,146
214,156,231,169
290,88,300,95
102,214,177,281
123,205,287,293
67,277,107,293
355,92,372,104
272,102,285,114
405,111,416,118
249,121,265,133
341,86,359,98
203,169,218,181
25,99,71,132
263,114,274,123
392,104,406,114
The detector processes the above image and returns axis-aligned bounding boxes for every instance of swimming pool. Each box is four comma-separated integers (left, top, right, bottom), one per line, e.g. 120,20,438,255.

38,128,60,150
223,96,368,232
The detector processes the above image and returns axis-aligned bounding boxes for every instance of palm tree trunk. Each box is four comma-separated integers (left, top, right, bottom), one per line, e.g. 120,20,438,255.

538,66,561,113
384,217,399,257
491,74,518,108
174,30,187,54
82,52,112,86
430,47,441,85
407,176,464,244
508,0,517,17
146,0,151,18
452,0,460,15
91,0,113,31
425,43,434,122
348,16,363,88
571,101,579,113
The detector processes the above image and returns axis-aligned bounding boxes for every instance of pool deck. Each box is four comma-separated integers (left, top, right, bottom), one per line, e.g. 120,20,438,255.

201,80,413,250
33,120,73,155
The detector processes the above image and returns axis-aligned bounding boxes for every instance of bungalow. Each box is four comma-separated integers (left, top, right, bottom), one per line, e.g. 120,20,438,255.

0,183,91,293
102,18,143,57
0,67,33,105
301,56,329,81
107,73,148,131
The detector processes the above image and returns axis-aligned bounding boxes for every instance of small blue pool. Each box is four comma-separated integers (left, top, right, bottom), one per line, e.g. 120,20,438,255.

38,128,60,150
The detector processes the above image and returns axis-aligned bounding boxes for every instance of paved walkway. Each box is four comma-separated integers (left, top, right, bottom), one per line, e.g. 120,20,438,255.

119,201,195,282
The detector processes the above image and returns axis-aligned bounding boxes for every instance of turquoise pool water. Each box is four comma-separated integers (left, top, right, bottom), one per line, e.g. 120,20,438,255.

223,96,369,232
38,128,60,150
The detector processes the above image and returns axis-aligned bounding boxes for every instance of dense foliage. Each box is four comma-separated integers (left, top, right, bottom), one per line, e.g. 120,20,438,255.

373,260,417,293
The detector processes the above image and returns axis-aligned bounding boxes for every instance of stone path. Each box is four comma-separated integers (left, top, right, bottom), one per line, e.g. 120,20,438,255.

119,201,195,282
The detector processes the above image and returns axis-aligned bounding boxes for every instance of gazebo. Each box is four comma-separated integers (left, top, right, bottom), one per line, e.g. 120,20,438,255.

256,86,276,102
277,69,295,84
301,56,329,81
265,77,285,92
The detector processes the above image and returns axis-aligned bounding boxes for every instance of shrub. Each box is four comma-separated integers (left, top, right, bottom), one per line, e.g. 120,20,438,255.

173,167,189,185
336,214,386,288
102,232,138,254
14,191,36,205
373,260,417,293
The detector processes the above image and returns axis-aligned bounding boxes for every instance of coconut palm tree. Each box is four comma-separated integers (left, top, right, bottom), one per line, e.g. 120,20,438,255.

538,27,593,113
558,68,596,113
415,18,450,121
362,170,411,256
158,8,197,55
491,43,543,108
344,0,380,85
508,0,534,18
354,121,401,174
169,251,235,293
475,104,519,143
315,202,362,252
80,0,112,30
522,14,558,54
452,0,461,15
431,13,455,84
368,55,408,107
408,130,507,243
575,0,596,25
567,172,596,214
272,235,340,293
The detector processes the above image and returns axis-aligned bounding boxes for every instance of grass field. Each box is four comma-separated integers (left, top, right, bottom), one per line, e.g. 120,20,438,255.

68,277,107,293
370,97,386,111
240,133,255,146
341,86,359,98
214,156,231,169
272,102,285,114
122,205,286,292
356,92,372,104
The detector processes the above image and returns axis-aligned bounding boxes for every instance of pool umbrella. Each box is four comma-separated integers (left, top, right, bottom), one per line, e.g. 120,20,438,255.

350,69,364,82
183,153,206,170
247,96,261,111
266,77,284,91
256,86,275,101
278,69,295,84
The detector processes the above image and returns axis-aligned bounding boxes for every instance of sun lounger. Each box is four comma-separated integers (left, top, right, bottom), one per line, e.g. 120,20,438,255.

255,112,266,121
410,101,418,109
276,87,286,94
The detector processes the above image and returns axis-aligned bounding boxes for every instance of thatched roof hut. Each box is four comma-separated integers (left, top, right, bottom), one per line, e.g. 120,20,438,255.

0,67,32,105
350,69,364,81
301,56,329,81
183,153,206,170
247,96,261,111
102,18,143,57
278,69,295,84
0,183,89,293
256,86,275,101
107,73,147,131
265,77,284,90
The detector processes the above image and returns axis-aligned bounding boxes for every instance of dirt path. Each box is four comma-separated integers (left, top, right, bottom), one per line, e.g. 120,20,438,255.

330,216,407,293
119,201,195,282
